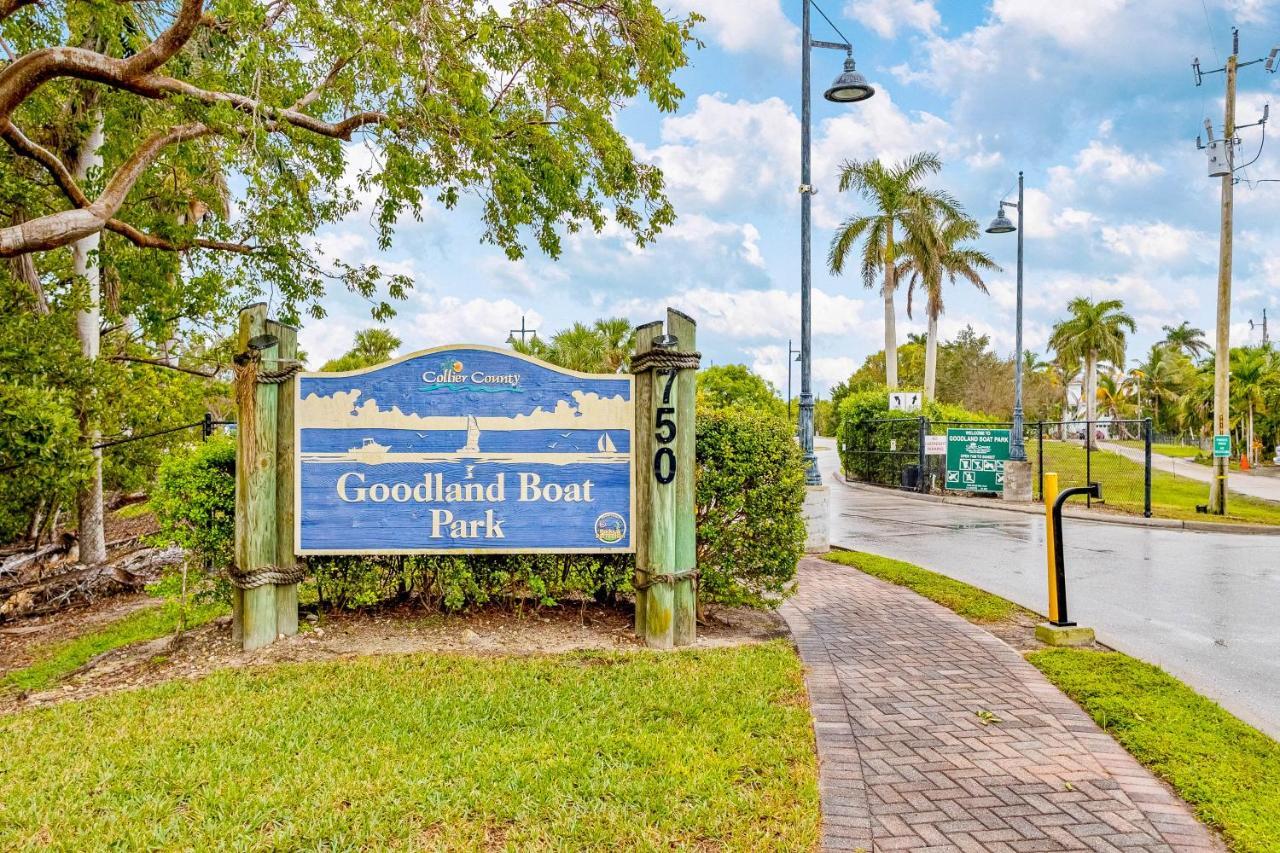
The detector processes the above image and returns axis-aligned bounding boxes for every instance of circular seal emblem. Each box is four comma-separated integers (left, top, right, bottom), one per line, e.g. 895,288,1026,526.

594,512,626,544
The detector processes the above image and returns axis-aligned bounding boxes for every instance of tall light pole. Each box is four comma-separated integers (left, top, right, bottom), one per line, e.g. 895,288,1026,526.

799,0,874,486
786,339,802,421
985,172,1026,462
506,316,537,346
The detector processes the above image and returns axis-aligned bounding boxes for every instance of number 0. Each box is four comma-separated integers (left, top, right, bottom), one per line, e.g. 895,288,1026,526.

654,447,676,484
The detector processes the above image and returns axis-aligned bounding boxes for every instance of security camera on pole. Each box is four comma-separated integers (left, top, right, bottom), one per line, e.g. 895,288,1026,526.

797,0,874,552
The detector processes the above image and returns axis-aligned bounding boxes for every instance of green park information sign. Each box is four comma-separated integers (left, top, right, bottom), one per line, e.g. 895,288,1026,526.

945,428,1011,494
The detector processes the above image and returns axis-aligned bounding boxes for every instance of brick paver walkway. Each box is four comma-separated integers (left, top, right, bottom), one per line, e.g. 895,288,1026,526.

780,557,1222,853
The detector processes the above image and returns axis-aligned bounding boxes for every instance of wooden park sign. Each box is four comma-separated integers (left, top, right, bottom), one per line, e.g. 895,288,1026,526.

232,304,697,651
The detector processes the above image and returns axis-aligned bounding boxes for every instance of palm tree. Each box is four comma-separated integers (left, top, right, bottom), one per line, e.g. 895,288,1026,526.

1231,346,1275,464
1023,351,1051,374
897,214,999,400
593,317,635,373
827,152,962,388
1048,297,1136,446
1161,321,1210,360
1127,344,1190,432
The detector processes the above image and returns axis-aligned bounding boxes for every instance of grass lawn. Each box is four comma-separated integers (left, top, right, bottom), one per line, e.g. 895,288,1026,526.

0,642,818,849
1039,440,1280,525
1030,649,1280,853
4,599,228,694
822,550,1280,853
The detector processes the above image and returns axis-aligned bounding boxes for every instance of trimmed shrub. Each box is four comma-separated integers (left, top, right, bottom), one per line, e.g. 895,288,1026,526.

836,387,993,487
695,404,806,608
151,436,236,581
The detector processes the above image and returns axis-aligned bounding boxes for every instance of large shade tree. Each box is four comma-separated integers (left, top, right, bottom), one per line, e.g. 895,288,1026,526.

826,152,961,388
1,0,695,558
1048,297,1135,446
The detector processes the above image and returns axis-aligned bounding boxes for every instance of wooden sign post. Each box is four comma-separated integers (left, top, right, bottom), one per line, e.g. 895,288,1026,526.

231,302,695,652
232,303,302,650
632,308,699,649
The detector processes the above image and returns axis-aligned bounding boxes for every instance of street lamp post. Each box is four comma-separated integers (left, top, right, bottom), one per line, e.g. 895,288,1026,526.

786,339,802,422
506,316,537,347
799,0,874,487
985,172,1027,463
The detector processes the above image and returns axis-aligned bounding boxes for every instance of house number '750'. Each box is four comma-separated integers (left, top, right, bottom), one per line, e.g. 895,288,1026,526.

654,370,677,485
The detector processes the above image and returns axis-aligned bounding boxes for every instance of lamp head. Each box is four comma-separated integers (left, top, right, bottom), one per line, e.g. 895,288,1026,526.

824,55,875,103
985,207,1016,234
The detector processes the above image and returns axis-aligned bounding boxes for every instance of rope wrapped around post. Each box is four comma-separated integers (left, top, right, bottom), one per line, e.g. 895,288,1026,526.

629,349,701,374
228,563,308,590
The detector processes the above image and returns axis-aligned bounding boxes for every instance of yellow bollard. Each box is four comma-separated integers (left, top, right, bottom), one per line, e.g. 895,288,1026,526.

1043,472,1060,623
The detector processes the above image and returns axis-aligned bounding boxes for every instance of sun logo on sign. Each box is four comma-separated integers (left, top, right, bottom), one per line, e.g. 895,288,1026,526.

451,360,464,373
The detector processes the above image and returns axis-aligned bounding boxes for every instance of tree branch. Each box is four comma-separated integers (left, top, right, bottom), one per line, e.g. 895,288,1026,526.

0,119,91,208
106,218,256,253
0,123,210,257
107,354,223,377
292,54,354,112
0,0,37,24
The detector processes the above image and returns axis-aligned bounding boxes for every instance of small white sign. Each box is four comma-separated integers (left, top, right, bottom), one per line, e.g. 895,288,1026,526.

888,391,921,412
924,435,947,456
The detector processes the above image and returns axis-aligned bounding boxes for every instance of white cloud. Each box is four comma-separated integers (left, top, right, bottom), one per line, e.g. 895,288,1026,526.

1099,221,1206,262
666,0,799,63
399,296,544,347
1048,140,1165,196
610,287,868,341
848,0,939,38
747,345,858,392
633,95,798,210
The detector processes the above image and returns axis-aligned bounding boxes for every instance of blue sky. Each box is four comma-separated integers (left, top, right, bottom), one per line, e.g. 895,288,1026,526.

296,0,1280,396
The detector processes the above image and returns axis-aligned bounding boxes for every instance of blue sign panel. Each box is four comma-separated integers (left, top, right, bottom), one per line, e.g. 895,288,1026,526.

295,346,634,554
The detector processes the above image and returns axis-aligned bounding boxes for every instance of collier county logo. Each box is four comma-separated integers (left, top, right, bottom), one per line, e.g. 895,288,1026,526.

421,359,522,392
594,512,626,544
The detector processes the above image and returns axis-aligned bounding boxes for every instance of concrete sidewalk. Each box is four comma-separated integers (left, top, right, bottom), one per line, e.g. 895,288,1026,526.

1100,440,1280,503
781,557,1221,852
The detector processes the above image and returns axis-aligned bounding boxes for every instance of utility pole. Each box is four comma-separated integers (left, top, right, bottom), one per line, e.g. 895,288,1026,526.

1249,308,1268,345
1193,28,1277,514
1212,45,1236,515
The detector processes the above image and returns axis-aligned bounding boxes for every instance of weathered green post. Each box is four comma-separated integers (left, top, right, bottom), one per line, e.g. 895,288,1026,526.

232,304,301,650
632,309,699,648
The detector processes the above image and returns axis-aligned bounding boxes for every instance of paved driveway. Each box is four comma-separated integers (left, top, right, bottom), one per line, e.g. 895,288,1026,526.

1100,440,1280,503
816,444,1280,739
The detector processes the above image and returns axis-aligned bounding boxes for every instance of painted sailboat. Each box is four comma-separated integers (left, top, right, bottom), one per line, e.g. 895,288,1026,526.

597,432,617,453
349,437,391,463
458,415,481,453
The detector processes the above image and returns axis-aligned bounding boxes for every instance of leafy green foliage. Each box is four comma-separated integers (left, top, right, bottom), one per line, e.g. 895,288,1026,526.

309,553,631,612
0,383,88,540
695,405,806,608
0,642,817,849
835,387,992,486
150,437,236,574
696,364,785,417
512,317,635,373
1030,648,1280,852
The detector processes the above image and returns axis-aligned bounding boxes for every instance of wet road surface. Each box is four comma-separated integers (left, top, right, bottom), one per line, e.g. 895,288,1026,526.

817,444,1280,739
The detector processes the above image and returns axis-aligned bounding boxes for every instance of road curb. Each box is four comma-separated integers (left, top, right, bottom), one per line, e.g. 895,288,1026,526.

831,471,1280,535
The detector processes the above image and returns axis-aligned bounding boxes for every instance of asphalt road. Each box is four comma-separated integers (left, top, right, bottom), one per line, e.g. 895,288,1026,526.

816,443,1280,739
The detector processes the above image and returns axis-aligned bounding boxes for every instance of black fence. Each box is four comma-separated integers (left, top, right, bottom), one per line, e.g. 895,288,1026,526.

838,416,1153,517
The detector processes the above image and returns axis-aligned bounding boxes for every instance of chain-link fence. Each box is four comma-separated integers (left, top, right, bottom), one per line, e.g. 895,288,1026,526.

839,416,1153,517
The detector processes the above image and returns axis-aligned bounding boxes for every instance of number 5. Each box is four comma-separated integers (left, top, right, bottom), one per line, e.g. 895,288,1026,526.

655,407,676,444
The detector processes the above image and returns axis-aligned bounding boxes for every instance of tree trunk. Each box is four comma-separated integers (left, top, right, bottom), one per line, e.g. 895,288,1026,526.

1248,401,1255,465
883,224,898,388
923,307,938,401
73,110,107,566
1084,353,1097,448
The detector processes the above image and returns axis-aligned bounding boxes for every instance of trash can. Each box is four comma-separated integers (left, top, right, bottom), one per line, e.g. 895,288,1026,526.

901,464,920,491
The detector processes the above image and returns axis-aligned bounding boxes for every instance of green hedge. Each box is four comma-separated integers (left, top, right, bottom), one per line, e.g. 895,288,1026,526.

150,403,807,612
836,387,993,487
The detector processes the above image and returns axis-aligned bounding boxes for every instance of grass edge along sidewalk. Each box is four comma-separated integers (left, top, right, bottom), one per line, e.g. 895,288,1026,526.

0,641,818,849
823,549,1280,853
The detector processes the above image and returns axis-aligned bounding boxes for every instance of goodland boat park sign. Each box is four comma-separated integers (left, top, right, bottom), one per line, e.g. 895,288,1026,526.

295,346,633,554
